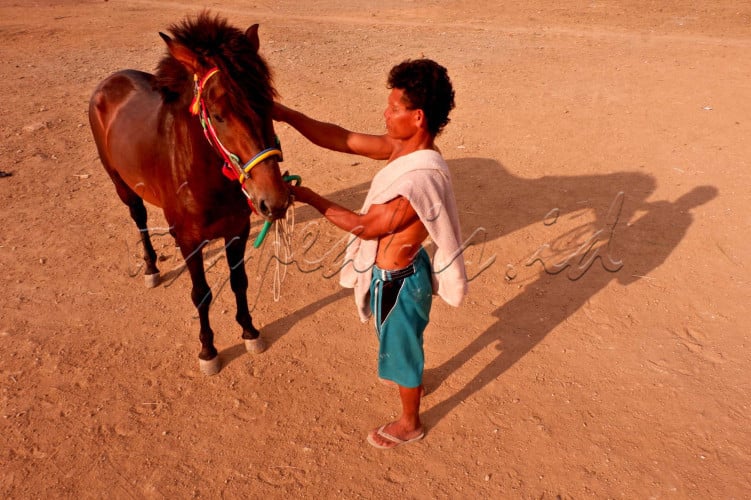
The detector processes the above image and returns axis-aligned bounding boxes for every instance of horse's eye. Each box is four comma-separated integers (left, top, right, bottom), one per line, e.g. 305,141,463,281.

212,114,224,123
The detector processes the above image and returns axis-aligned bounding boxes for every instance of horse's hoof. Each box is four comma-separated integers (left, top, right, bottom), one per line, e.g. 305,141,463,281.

199,356,221,376
245,337,266,354
144,272,161,288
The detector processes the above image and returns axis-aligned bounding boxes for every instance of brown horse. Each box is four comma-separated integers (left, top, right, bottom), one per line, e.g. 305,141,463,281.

88,12,290,375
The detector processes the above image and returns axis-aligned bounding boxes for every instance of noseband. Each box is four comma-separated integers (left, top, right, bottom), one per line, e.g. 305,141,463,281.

190,67,283,211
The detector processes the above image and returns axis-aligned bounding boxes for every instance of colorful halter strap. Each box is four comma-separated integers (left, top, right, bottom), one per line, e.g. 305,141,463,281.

190,67,284,208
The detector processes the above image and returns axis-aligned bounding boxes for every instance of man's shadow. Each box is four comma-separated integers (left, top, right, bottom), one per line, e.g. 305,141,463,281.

420,157,718,426
219,156,715,405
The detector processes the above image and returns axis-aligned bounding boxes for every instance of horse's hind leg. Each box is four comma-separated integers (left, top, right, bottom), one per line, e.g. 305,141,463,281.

131,200,161,288
108,171,161,287
225,224,266,354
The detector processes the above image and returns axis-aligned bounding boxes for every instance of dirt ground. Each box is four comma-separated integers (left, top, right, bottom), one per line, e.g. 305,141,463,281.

2,0,750,497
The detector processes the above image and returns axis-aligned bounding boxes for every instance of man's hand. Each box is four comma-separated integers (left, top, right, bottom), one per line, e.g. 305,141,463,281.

290,184,315,204
271,102,289,122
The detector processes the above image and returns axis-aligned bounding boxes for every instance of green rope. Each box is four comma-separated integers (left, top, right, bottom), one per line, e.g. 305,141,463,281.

253,174,301,248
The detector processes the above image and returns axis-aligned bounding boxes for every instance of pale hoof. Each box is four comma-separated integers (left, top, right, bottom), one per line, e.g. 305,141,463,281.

245,337,266,354
144,272,161,288
199,356,221,376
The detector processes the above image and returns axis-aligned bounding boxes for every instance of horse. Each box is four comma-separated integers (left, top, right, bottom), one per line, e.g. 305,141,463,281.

88,12,290,375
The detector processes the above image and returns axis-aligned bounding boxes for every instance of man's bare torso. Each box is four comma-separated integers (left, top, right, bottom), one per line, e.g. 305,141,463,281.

375,211,428,269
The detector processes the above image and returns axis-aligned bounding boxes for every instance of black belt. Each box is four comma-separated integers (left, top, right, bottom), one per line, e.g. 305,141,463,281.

374,263,416,281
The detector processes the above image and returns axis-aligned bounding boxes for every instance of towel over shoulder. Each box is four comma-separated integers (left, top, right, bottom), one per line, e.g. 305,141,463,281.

339,149,468,321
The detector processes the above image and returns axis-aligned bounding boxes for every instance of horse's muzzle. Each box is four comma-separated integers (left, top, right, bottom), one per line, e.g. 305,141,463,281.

254,188,292,221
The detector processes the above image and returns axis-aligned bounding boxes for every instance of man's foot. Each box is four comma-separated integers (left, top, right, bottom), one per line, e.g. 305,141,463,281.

366,422,425,449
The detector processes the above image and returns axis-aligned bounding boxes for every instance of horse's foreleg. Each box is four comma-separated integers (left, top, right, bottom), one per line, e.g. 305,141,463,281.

224,227,266,354
180,240,220,375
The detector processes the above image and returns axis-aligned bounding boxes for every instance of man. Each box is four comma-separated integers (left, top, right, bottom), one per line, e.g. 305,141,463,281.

273,59,467,449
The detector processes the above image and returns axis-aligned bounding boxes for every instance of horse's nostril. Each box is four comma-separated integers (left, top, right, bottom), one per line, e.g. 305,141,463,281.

257,195,290,220
259,200,270,216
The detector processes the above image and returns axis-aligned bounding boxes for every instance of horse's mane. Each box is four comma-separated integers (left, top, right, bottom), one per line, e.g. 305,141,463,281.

155,11,276,115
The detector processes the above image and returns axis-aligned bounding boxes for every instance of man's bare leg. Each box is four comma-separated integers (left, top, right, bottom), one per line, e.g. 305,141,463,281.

367,385,424,448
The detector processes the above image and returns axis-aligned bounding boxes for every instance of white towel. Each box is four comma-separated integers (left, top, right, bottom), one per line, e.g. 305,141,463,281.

339,149,468,321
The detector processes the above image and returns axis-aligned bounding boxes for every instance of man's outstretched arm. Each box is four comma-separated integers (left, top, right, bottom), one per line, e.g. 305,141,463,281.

273,103,393,160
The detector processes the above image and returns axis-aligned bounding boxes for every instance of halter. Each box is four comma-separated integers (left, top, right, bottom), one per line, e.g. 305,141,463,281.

190,67,283,212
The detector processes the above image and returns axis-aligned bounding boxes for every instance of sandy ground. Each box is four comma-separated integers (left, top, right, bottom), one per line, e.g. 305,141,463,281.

2,0,750,497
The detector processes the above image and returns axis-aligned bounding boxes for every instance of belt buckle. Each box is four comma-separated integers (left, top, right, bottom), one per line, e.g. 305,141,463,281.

380,264,414,281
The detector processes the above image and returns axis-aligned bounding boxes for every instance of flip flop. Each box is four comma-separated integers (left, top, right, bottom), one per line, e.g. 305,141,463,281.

367,424,425,449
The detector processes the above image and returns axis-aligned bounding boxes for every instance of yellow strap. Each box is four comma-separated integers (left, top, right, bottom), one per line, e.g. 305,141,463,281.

243,148,282,174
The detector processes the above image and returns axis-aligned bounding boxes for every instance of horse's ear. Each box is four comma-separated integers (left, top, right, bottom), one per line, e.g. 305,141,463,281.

159,32,200,73
245,24,260,53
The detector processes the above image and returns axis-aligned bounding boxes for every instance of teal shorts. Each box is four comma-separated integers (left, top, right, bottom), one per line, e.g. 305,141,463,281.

370,247,433,388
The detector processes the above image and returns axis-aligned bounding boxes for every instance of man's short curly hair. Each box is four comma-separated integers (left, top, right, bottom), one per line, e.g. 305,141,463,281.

387,59,455,137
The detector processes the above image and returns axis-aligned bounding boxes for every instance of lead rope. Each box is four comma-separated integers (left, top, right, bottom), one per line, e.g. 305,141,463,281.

251,174,300,301
271,202,295,302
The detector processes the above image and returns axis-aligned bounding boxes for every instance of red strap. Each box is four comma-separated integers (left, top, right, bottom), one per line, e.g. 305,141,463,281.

222,163,239,181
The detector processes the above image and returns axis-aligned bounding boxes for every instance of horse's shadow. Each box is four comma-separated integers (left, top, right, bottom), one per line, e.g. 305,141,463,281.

217,287,350,367
213,183,370,367
419,157,718,426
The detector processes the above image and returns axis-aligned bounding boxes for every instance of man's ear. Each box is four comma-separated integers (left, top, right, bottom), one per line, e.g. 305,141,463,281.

413,108,426,129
